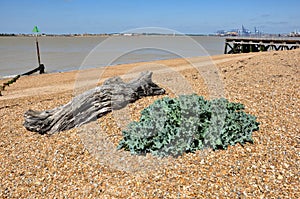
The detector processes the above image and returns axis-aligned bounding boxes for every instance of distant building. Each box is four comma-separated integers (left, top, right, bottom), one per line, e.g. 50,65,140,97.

240,25,251,36
216,29,238,36
289,30,300,37
216,25,262,37
123,33,133,36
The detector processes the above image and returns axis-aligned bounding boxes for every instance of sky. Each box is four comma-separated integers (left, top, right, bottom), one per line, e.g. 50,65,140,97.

0,0,299,34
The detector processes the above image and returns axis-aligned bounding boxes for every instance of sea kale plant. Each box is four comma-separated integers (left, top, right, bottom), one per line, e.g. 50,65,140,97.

118,94,259,157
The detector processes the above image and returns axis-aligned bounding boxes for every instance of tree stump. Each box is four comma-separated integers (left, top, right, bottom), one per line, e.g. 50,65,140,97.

23,71,165,134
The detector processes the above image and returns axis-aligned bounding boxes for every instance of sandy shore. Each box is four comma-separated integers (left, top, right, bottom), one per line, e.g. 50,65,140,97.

0,50,299,198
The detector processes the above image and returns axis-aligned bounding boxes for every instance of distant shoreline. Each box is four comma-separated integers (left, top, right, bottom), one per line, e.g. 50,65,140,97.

0,33,212,37
1,33,298,39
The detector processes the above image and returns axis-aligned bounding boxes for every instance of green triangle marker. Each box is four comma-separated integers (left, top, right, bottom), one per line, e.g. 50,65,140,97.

32,25,42,66
32,26,40,33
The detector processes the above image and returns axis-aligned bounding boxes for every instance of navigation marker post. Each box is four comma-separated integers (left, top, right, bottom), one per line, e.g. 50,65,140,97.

32,26,45,74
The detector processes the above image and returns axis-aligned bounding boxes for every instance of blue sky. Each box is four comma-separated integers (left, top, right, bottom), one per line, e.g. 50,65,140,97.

0,0,299,34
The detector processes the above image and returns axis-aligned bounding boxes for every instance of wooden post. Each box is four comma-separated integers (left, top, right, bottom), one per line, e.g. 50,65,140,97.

224,43,228,54
225,42,234,54
32,26,44,73
35,36,41,66
260,45,264,52
233,44,237,53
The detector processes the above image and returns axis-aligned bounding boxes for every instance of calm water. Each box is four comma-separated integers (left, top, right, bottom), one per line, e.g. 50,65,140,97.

0,36,225,78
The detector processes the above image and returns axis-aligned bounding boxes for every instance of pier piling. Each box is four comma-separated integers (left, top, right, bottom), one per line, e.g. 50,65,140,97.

224,37,300,54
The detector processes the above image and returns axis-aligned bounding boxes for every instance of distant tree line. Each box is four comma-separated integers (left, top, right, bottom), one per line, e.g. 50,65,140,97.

0,33,17,36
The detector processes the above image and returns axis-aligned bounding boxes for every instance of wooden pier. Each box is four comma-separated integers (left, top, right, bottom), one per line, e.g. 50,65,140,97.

224,37,300,54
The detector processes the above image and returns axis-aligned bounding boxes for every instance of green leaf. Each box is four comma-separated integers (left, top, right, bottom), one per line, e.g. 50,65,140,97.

117,94,260,157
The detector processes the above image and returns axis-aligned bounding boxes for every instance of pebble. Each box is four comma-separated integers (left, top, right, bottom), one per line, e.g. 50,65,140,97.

0,50,299,198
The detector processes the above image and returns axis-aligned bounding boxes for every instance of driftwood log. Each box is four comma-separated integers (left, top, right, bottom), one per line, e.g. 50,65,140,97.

24,71,165,134
22,64,45,76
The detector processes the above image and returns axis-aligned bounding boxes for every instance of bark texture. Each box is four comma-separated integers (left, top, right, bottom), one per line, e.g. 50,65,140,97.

24,71,165,134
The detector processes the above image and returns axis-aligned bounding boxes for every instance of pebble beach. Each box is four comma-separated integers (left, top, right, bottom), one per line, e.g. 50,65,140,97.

0,50,299,198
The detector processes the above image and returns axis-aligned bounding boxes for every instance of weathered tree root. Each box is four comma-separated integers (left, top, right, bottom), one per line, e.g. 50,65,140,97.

24,71,165,134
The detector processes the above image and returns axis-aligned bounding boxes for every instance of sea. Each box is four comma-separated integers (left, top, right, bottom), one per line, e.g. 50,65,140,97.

0,36,225,78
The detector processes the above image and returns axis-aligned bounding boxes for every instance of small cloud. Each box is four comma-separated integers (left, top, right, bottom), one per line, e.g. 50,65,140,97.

267,21,289,25
250,14,271,21
261,14,271,18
